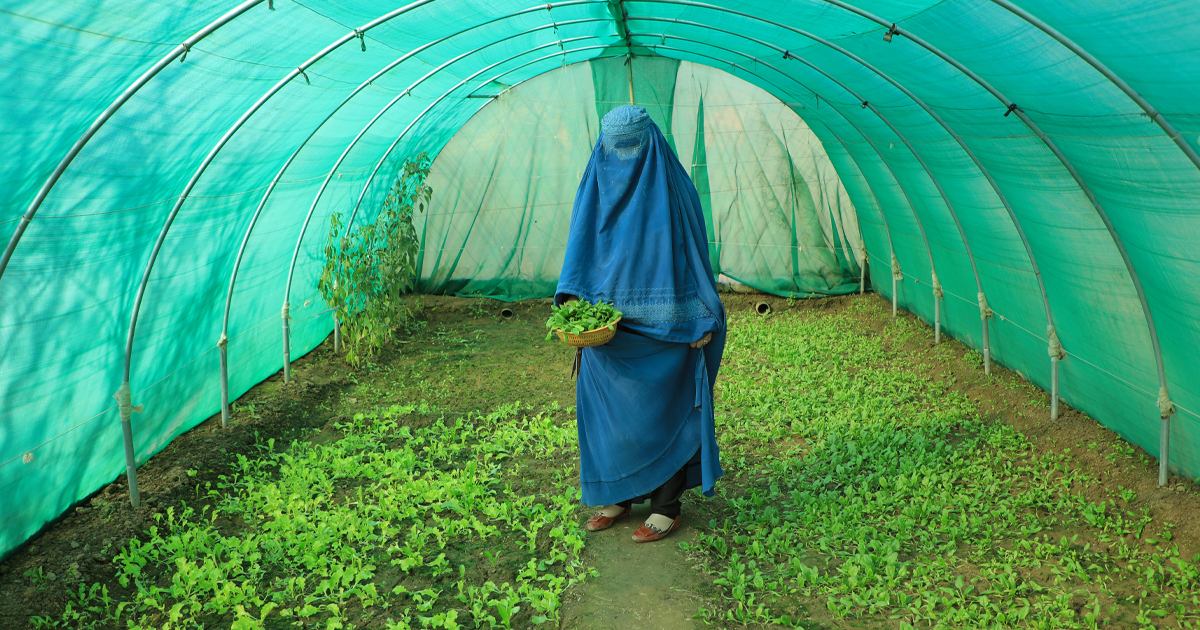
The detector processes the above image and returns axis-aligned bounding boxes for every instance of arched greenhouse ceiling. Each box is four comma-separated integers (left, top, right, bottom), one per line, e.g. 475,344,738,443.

2,0,1200,555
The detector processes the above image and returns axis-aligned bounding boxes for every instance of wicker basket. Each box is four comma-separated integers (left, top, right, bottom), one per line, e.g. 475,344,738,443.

557,318,622,348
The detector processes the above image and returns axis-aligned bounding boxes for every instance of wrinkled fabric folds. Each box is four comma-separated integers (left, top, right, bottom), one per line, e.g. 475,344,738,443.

557,106,725,505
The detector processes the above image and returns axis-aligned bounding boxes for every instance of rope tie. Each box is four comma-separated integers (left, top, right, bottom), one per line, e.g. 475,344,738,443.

931,272,944,298
1047,326,1066,361
113,382,144,424
978,292,993,320
890,253,902,280
217,333,228,351
1004,102,1022,117
1158,387,1176,418
281,301,291,323
354,29,366,52
298,68,310,85
179,43,191,63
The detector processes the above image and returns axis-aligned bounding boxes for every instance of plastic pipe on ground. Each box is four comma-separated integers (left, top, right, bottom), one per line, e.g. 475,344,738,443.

755,302,771,316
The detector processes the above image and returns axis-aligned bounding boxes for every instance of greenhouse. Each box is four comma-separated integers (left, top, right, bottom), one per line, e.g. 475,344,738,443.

2,0,1200,627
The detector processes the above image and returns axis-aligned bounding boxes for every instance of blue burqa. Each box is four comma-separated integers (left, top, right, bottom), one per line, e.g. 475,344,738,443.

555,105,725,506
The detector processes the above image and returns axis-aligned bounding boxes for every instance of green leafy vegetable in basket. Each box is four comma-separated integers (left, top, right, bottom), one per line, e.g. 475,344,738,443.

545,299,623,340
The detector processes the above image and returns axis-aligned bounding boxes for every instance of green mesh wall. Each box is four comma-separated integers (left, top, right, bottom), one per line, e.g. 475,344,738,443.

2,0,1200,559
419,58,862,300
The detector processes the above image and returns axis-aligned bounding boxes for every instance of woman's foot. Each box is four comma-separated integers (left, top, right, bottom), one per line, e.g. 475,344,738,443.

632,513,682,542
585,504,631,531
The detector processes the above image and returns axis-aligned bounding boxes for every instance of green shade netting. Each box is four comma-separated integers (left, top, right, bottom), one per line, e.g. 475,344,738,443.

2,0,1199,559
418,57,862,300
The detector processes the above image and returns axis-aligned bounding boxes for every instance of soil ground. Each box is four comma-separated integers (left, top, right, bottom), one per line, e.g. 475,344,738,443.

2,292,1198,629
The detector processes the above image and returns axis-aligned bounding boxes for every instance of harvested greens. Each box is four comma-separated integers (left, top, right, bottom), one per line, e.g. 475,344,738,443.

545,299,622,340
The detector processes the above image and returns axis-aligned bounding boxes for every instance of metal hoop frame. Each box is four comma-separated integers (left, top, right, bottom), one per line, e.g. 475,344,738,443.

5,0,1187,499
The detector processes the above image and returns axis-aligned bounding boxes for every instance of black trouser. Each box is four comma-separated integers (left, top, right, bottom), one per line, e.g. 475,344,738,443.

616,461,689,519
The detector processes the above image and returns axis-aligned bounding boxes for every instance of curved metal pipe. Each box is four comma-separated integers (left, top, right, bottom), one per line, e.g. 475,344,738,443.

125,0,446,392
630,0,1060,400
281,25,605,306
1,0,276,507
119,0,454,487
637,10,1057,363
818,0,1175,483
279,31,612,378
343,36,933,325
989,0,1200,174
638,38,943,327
276,36,615,379
634,19,987,360
218,3,606,402
2,0,267,507
0,0,267,287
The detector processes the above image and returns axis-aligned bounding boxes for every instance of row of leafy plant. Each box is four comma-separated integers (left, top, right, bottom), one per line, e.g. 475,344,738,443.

34,403,590,629
690,301,1200,629
319,154,432,366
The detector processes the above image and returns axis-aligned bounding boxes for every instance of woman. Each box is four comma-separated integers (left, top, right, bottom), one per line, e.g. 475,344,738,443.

555,105,726,543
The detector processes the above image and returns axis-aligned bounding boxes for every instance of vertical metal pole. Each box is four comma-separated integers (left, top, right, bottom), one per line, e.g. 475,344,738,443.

1160,414,1171,486
219,334,229,428
1158,389,1175,486
113,382,142,507
818,0,1175,485
891,276,897,317
890,252,901,318
333,312,342,353
979,293,993,375
282,302,291,382
120,404,140,506
858,253,865,295
1050,357,1059,421
983,326,991,375
932,272,942,344
934,293,941,344
627,56,636,104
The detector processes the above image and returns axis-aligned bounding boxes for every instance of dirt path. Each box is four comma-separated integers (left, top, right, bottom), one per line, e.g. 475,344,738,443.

561,506,710,630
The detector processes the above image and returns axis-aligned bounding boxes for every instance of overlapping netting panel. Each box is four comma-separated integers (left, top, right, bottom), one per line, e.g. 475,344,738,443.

420,58,861,299
2,0,1199,558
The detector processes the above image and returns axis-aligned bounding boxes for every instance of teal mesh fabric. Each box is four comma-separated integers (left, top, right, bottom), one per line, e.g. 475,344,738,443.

2,0,1200,558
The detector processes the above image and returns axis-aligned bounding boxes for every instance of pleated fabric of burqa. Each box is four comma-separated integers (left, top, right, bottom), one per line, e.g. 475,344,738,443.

555,105,726,506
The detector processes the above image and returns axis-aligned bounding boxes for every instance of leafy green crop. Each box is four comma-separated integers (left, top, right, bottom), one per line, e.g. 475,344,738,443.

687,301,1200,628
544,300,622,341
36,403,591,629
